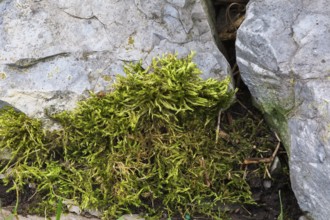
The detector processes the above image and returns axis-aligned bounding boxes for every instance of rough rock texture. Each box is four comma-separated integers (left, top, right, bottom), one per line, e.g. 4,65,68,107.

0,209,100,220
0,0,230,121
236,0,330,219
0,209,143,220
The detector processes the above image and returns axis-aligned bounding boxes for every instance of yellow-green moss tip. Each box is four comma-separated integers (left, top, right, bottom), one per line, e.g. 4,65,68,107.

0,53,259,219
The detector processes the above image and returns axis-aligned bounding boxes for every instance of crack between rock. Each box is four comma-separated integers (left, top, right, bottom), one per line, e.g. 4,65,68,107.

6,52,70,69
287,0,304,114
133,1,165,27
62,10,107,28
153,32,194,45
61,9,115,47
133,1,149,19
288,0,303,70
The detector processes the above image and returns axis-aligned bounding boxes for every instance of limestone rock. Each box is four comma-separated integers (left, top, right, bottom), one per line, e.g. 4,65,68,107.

0,0,230,121
236,0,330,219
0,208,100,220
118,214,145,220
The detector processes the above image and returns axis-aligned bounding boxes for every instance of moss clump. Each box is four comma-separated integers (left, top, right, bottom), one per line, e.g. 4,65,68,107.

0,53,256,219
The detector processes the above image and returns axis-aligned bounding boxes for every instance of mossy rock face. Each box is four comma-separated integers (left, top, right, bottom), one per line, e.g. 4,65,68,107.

0,53,258,219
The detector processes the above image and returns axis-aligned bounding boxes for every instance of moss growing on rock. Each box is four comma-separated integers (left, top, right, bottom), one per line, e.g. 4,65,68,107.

0,53,260,219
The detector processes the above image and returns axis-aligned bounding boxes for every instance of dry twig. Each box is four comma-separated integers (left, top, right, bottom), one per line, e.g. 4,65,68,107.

243,132,281,165
215,109,223,143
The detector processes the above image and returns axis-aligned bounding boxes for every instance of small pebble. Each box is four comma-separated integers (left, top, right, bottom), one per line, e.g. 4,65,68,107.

263,179,272,189
67,205,82,215
28,182,36,189
270,156,281,174
184,214,191,220
86,209,102,217
118,214,145,220
298,215,311,220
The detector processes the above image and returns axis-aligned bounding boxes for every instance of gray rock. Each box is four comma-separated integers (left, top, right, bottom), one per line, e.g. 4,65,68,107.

236,0,330,219
0,0,230,122
118,214,145,220
299,215,313,220
0,208,100,220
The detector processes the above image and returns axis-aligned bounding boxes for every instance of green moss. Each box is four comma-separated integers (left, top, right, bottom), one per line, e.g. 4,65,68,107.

263,107,290,150
0,72,6,80
0,53,268,219
101,74,112,82
128,36,134,45
256,97,293,153
250,84,296,154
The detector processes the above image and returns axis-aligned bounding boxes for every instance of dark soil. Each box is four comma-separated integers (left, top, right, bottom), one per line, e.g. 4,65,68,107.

224,87,303,220
0,183,15,208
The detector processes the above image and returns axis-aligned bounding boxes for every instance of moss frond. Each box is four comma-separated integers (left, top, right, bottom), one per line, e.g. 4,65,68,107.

0,53,258,219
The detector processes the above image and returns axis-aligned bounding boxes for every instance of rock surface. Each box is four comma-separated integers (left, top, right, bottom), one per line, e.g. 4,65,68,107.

0,209,144,220
0,0,230,121
236,0,330,219
0,209,100,220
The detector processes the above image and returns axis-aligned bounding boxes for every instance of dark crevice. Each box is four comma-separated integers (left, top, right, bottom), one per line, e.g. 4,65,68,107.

6,52,70,69
210,1,303,219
